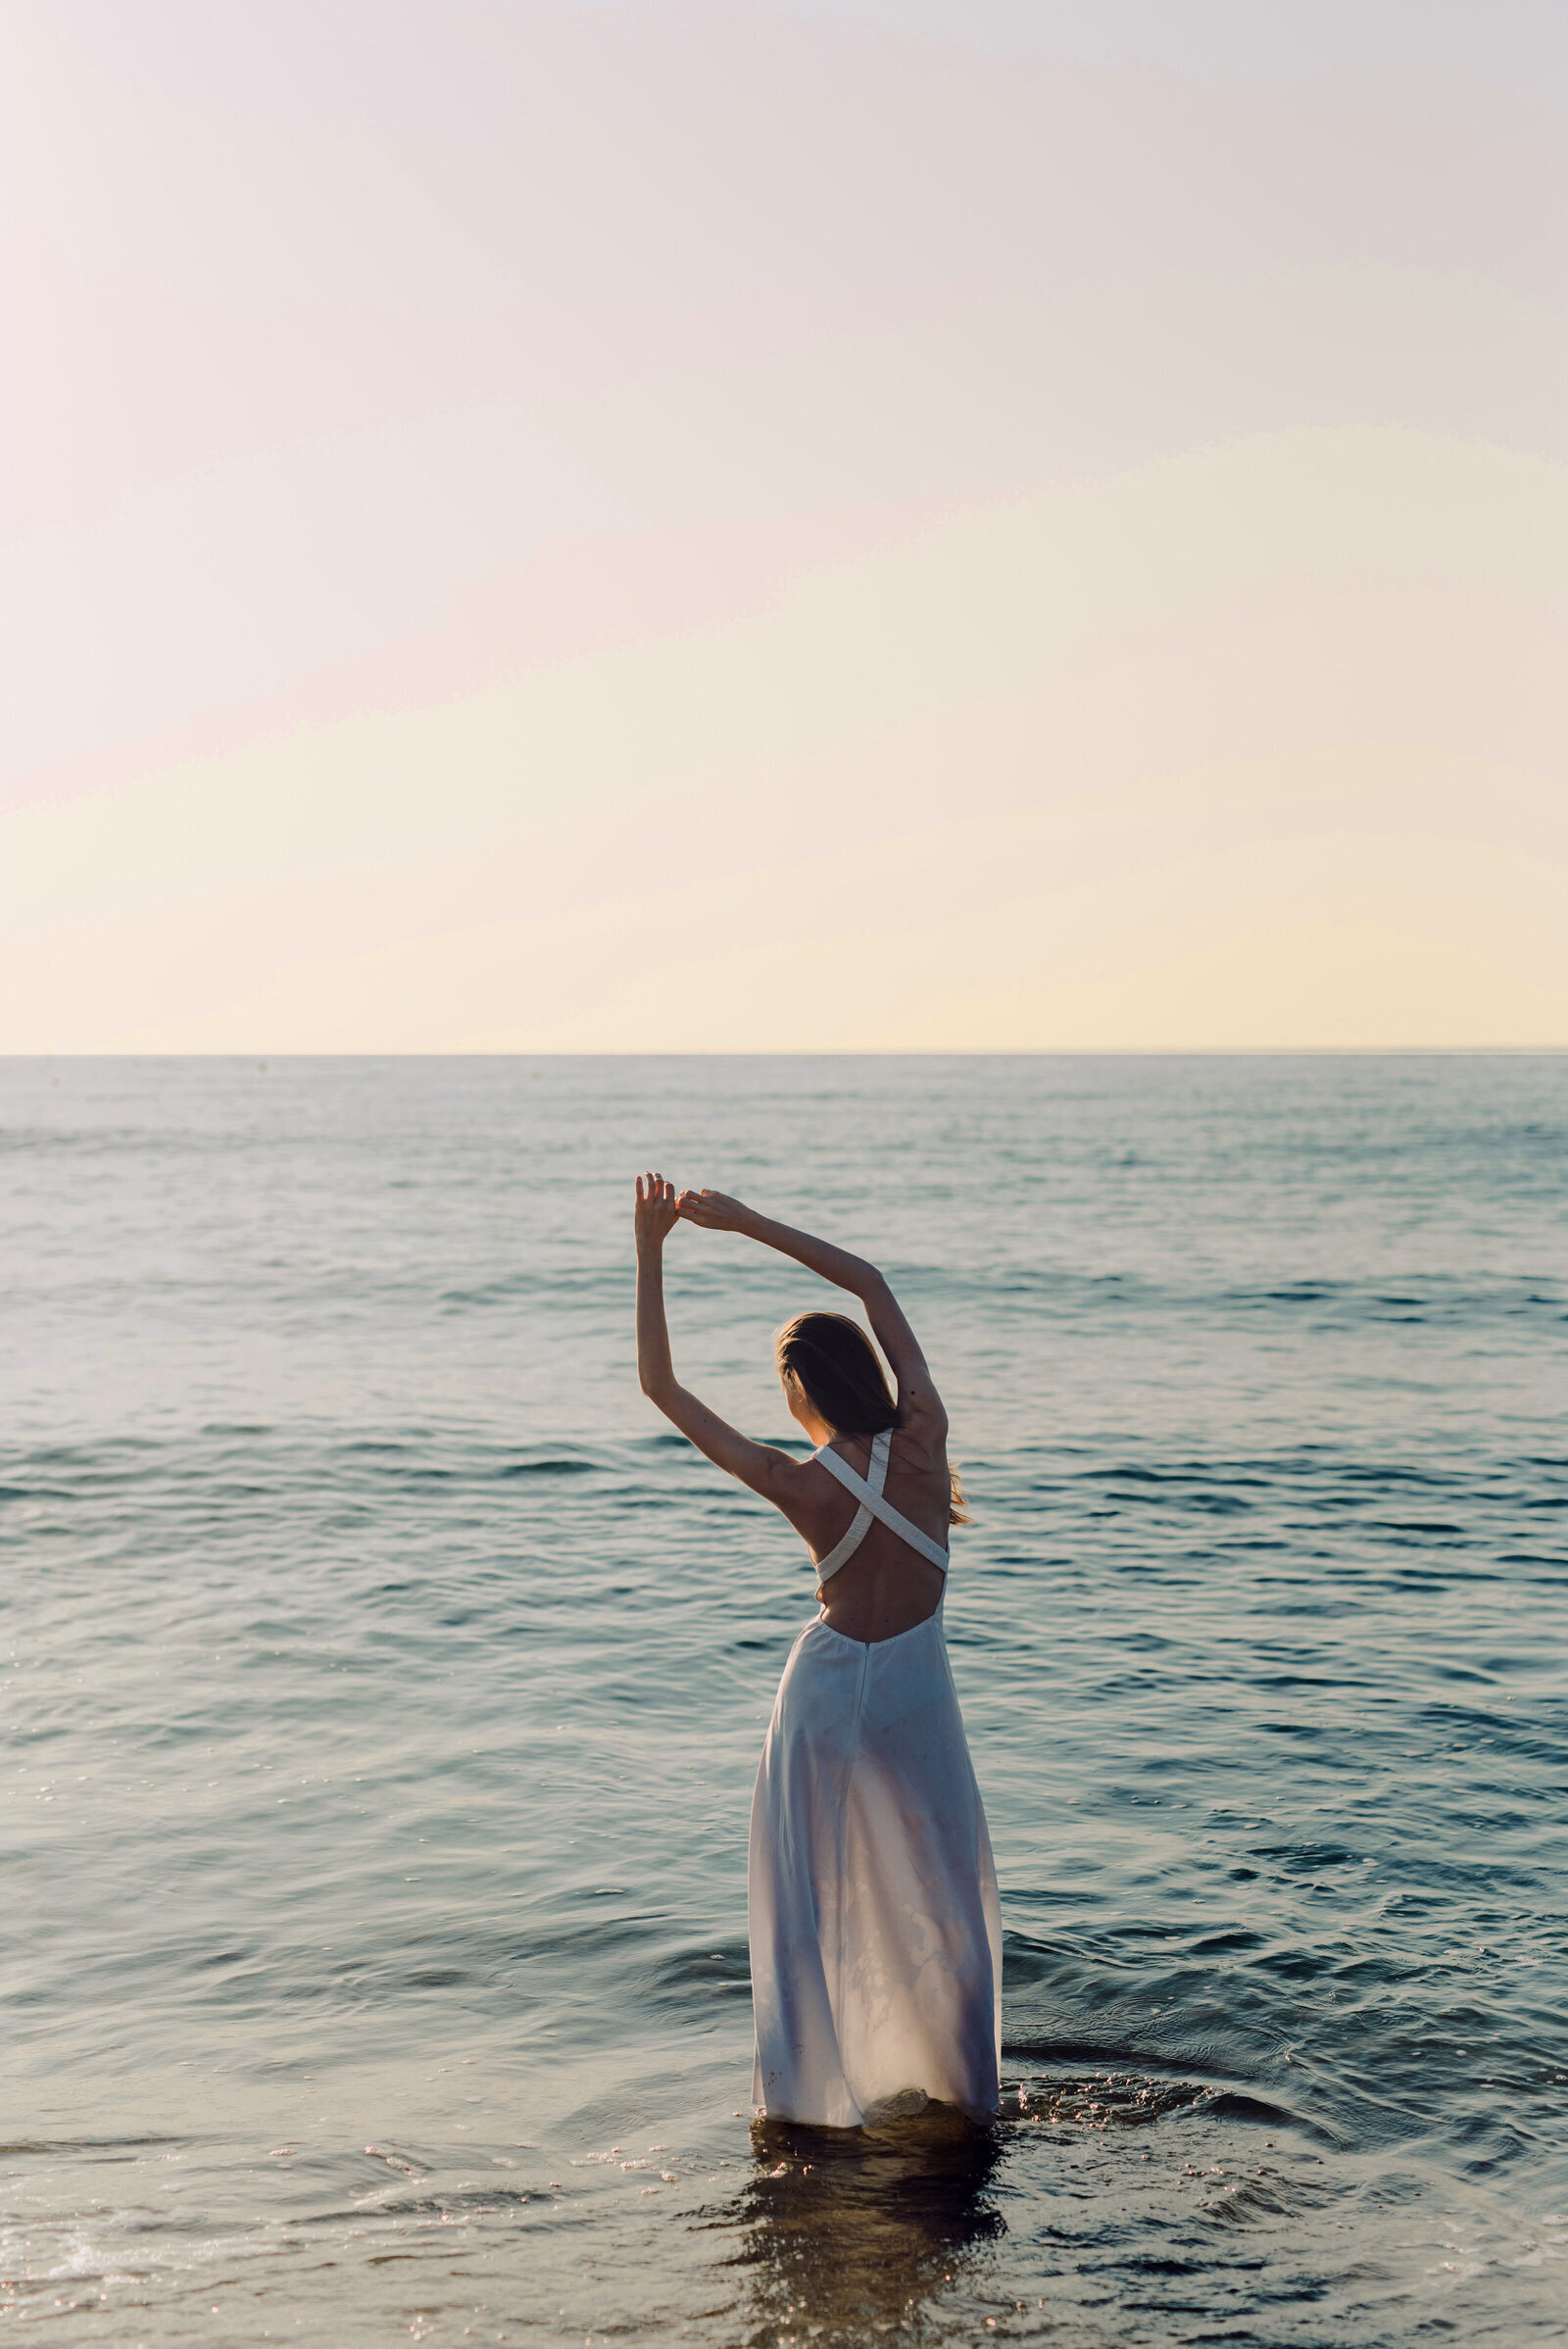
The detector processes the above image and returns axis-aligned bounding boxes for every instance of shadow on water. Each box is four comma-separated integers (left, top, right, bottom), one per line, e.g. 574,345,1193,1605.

720,2103,1004,2347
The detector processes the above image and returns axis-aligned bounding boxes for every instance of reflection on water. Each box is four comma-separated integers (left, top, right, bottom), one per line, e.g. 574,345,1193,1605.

729,2105,1004,2346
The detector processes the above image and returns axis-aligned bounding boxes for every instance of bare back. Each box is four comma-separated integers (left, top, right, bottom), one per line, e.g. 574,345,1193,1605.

786,1417,953,1644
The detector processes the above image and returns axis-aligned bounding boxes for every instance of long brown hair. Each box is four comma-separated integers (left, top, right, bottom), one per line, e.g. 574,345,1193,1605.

775,1309,969,1526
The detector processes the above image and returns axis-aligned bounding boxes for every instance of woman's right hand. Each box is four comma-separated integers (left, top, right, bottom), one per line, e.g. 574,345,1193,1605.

677,1187,752,1233
634,1171,682,1250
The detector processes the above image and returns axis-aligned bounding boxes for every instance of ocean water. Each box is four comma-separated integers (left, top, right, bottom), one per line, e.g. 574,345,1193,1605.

3,1052,1566,2348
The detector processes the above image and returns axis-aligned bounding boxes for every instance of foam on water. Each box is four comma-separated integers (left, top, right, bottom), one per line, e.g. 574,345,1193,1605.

3,1054,1566,2343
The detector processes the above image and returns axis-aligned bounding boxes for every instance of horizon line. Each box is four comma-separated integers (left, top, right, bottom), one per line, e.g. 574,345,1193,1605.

5,1045,1565,1063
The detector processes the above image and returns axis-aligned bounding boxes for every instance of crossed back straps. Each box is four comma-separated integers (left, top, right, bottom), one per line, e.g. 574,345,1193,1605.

811,1427,951,1582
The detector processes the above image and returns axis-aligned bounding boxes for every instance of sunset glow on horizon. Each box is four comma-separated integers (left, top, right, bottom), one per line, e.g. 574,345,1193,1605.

4,0,1564,1052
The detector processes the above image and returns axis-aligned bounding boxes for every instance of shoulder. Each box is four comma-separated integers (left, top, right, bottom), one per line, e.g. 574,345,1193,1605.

756,1446,825,1509
764,1447,853,1545
895,1390,949,1457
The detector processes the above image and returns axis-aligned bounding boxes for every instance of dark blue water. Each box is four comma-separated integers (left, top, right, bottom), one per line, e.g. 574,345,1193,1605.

3,1055,1565,2343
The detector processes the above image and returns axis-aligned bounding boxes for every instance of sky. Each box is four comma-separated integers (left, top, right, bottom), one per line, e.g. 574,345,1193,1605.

3,0,1564,1052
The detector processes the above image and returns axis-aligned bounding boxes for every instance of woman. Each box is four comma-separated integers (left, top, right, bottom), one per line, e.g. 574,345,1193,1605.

634,1172,1001,2129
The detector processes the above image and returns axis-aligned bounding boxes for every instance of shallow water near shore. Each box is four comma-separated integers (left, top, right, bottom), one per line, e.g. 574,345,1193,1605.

3,1052,1566,2344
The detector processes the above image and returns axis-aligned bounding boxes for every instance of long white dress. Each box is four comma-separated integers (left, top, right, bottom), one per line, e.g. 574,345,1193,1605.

748,1428,1002,2128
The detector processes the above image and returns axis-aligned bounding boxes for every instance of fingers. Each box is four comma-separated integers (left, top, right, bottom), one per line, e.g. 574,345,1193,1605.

685,1188,722,1223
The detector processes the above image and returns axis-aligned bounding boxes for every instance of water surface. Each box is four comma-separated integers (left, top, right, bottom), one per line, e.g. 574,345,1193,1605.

3,1054,1566,2343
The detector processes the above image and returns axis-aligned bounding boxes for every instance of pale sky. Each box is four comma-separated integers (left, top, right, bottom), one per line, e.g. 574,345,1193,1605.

3,0,1564,1050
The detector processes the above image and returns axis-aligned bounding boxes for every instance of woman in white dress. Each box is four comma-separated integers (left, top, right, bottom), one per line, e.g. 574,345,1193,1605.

634,1173,1001,2129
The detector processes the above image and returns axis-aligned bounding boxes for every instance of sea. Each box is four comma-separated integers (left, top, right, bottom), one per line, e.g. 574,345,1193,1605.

3,1053,1565,2347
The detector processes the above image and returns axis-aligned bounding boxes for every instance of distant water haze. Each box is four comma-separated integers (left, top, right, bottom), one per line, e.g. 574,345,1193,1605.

3,0,1564,1050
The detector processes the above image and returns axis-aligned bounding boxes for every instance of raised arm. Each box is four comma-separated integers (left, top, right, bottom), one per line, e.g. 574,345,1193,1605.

676,1189,946,1434
634,1174,806,1506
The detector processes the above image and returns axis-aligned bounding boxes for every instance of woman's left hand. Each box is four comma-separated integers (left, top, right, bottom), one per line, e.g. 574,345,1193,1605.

676,1187,752,1233
635,1171,682,1250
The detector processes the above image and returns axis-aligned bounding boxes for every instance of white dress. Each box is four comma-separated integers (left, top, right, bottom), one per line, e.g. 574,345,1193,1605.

748,1428,1002,2127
